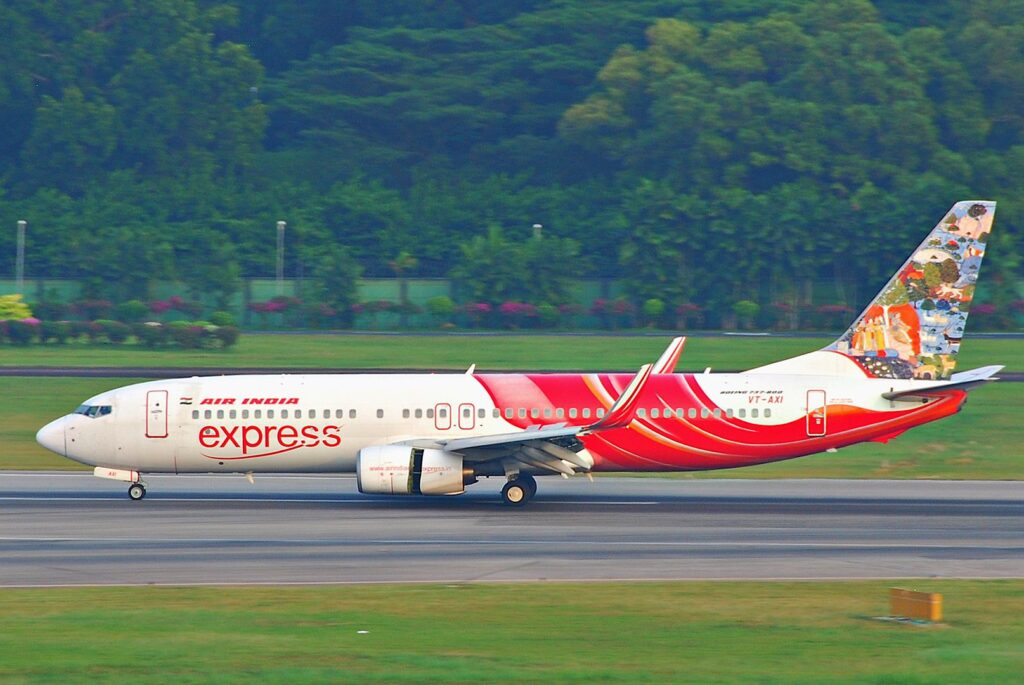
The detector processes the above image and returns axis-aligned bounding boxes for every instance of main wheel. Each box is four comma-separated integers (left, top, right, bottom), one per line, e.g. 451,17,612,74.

128,483,146,501
516,473,537,499
501,480,532,507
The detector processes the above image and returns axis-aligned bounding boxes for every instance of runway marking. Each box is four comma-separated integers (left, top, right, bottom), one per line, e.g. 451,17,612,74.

0,496,658,506
2,575,1024,589
1,536,1020,550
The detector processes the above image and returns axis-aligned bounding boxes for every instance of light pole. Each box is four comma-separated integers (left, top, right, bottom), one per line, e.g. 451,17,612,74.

276,220,286,296
16,220,26,294
532,223,543,239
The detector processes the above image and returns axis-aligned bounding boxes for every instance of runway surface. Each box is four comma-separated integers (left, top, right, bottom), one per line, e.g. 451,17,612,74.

1,472,1021,587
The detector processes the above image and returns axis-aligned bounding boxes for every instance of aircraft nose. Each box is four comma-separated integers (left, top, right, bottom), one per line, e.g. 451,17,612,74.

36,417,66,456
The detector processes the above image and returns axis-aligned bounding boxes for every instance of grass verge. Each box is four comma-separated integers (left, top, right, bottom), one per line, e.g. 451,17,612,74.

1,581,1021,684
0,333,1020,372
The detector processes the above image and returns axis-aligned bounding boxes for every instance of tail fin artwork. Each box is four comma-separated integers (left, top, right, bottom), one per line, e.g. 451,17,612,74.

827,201,995,380
747,201,996,380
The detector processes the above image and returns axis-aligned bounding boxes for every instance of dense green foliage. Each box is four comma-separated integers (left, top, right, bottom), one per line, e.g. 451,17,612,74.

2,1,1023,320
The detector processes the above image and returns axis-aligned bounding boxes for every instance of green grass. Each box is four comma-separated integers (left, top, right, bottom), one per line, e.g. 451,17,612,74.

0,333,1020,372
0,581,1021,684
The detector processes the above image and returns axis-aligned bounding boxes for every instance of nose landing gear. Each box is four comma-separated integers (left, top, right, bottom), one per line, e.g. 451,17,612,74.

128,482,147,501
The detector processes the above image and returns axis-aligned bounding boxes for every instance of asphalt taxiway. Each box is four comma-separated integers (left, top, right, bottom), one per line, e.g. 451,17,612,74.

0,472,1020,586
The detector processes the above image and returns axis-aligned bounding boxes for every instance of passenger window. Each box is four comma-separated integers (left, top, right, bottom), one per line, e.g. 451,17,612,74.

377,409,384,419
427,408,434,419
713,409,721,418
335,409,343,419
726,408,734,418
242,410,249,419
556,408,565,418
267,410,275,419
281,410,289,419
479,408,486,419
582,408,591,419
439,407,447,418
229,410,237,419
519,408,527,419
192,410,199,420
216,410,224,419
492,408,500,418
651,408,660,419
403,409,410,419
543,408,552,418
700,408,709,419
569,408,578,419
204,409,212,419
637,409,647,418
739,408,746,418
463,407,471,418
596,408,605,418
415,409,423,419
255,410,262,419
323,410,330,419
764,408,772,418
676,409,684,418
505,408,514,419
349,409,357,419
751,408,759,418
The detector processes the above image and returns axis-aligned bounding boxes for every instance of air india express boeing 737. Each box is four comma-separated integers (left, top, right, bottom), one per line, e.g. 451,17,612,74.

36,201,1002,505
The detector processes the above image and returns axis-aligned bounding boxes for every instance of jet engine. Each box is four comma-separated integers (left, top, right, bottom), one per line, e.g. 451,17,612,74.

356,445,469,495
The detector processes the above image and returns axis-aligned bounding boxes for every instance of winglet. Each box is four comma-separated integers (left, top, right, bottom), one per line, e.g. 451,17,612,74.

652,337,686,374
587,364,653,431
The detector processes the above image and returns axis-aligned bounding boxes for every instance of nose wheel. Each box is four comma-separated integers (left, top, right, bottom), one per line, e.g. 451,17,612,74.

501,473,537,507
128,483,147,501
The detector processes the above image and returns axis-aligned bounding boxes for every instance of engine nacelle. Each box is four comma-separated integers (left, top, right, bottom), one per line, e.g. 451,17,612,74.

356,445,466,496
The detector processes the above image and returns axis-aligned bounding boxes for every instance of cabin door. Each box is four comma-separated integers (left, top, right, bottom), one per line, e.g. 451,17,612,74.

806,389,826,437
434,403,451,430
458,403,476,430
146,390,169,438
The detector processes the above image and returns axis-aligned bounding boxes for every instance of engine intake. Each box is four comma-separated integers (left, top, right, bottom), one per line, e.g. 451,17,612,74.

357,445,467,495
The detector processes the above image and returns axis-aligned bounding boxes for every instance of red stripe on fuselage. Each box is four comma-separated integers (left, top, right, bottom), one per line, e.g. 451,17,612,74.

473,374,965,471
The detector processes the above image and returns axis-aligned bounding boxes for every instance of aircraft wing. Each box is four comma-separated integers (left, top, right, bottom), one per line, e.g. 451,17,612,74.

439,364,654,472
882,365,1003,401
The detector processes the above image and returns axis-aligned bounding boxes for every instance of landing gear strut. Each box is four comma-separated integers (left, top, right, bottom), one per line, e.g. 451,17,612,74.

501,473,537,507
128,482,147,501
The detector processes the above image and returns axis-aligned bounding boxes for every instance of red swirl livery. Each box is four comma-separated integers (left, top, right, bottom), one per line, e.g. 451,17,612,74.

36,201,1004,505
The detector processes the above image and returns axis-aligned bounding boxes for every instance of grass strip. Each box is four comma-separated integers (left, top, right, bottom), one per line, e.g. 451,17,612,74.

1,581,1021,684
0,334,1020,372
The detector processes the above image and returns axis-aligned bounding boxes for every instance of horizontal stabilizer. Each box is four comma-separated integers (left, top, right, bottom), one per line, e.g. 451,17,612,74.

882,365,1003,401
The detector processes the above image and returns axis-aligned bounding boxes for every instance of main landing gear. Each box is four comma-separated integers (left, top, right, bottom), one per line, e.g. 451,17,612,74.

128,482,147,501
501,473,537,507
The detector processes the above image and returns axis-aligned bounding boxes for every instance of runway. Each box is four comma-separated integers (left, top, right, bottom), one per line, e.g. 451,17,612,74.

1,472,1021,587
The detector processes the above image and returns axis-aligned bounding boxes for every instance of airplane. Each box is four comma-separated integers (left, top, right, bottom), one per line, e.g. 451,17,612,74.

36,200,1002,506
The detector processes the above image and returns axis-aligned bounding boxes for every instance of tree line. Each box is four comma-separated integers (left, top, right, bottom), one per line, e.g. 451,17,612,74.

1,0,1022,325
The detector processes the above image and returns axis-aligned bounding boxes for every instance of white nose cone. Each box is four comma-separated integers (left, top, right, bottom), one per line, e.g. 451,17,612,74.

36,418,66,456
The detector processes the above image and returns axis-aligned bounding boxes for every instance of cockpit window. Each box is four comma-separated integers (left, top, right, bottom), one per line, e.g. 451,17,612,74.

73,404,112,418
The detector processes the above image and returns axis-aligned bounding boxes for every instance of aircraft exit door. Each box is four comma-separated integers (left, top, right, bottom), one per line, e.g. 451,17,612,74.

146,390,169,438
806,389,826,436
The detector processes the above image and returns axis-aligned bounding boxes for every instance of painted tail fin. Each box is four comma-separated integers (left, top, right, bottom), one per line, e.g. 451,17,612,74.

826,200,996,380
